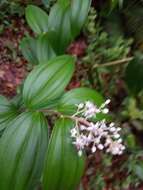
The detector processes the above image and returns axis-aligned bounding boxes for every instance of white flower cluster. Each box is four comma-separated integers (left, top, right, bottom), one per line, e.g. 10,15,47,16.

71,100,125,156
74,100,110,118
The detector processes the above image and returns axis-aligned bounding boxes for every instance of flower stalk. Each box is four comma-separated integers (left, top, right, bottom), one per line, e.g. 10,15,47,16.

41,99,125,157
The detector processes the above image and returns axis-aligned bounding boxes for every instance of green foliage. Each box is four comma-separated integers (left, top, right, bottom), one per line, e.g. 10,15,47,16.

70,0,91,37
0,96,19,131
133,163,143,181
36,33,56,64
123,1,143,44
110,0,124,9
0,112,48,190
57,87,112,124
81,7,133,91
47,3,72,54
75,6,143,189
2,1,139,189
0,2,94,189
48,0,91,54
23,0,91,61
20,36,39,65
83,7,132,65
122,97,143,120
58,0,70,9
121,151,143,188
25,5,49,34
20,34,56,65
90,172,105,190
0,1,25,21
125,52,143,95
57,87,104,115
23,55,75,110
42,118,85,190
42,0,50,7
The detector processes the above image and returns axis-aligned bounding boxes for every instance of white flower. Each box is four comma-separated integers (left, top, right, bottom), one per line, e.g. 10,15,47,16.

94,137,100,144
107,141,125,155
78,150,83,156
117,138,122,143
85,101,95,109
113,133,120,139
110,127,116,132
102,108,109,114
80,125,87,131
87,122,99,133
78,103,84,109
70,128,77,137
84,101,99,118
70,100,125,157
109,123,115,127
105,99,111,105
98,144,104,150
73,135,84,147
117,127,121,132
81,134,91,146
91,146,97,153
86,132,94,143
100,120,107,130
105,138,112,147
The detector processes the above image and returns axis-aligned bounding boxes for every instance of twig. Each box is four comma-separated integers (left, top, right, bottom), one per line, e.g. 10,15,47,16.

68,116,91,127
41,109,91,127
93,56,133,69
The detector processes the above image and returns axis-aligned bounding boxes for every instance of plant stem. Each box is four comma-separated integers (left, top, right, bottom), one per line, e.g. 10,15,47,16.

41,109,91,127
93,56,133,69
67,116,91,127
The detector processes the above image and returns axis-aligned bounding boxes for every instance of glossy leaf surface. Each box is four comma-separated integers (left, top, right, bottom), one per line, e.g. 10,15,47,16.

0,96,18,131
0,112,48,190
26,5,49,34
48,4,72,54
20,36,38,65
23,55,75,109
42,118,85,190
36,33,56,64
70,0,91,37
58,0,70,9
21,34,56,65
57,87,104,115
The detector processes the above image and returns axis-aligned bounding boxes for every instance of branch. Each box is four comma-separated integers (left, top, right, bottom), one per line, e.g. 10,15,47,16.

68,116,91,127
93,57,133,69
41,109,91,127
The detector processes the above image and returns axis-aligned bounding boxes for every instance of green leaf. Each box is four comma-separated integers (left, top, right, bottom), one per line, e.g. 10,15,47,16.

125,53,143,94
36,33,56,64
134,163,143,180
42,118,85,190
126,134,136,149
70,0,91,37
57,87,111,121
42,0,49,6
110,0,124,10
58,0,70,9
0,95,18,132
48,3,72,54
20,36,39,65
0,112,48,190
25,5,49,34
57,87,104,115
23,55,75,110
20,34,56,65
